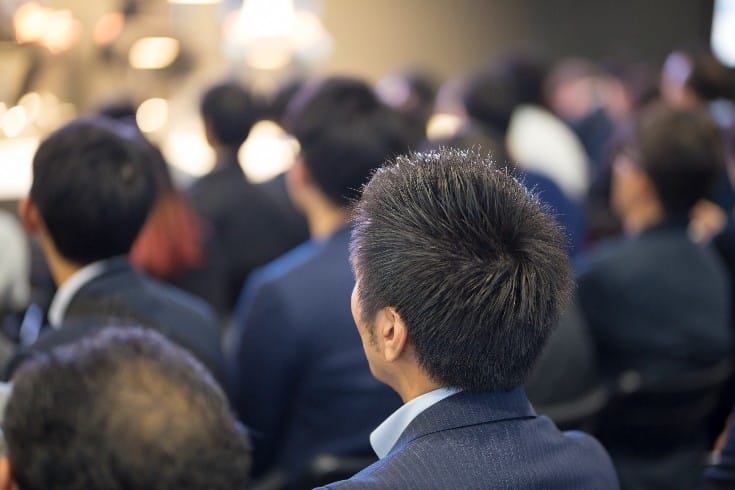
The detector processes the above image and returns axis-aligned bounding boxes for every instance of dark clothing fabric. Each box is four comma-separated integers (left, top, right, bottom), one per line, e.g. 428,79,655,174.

5,259,223,381
577,220,732,380
318,390,619,489
188,163,304,312
526,297,600,407
228,226,401,483
258,172,309,246
714,222,735,332
518,170,586,256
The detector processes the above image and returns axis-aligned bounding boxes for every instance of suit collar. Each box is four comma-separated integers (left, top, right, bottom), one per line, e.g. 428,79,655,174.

49,256,134,327
387,388,536,457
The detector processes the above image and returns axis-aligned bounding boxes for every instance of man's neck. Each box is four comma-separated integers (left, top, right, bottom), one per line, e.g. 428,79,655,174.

304,201,352,240
213,146,241,171
623,199,665,236
38,234,84,287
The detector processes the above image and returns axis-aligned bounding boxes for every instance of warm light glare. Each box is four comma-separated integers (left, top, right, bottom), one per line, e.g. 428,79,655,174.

129,37,180,70
238,0,295,41
19,92,42,123
0,138,37,199
168,0,221,3
136,99,169,133
2,106,28,138
712,0,735,67
239,120,299,182
93,12,125,46
426,113,463,141
163,127,214,177
13,3,80,53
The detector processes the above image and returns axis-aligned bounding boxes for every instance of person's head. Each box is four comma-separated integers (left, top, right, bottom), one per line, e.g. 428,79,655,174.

200,81,259,149
0,327,250,490
461,67,519,136
21,116,156,267
611,104,723,226
661,50,734,108
350,148,572,396
285,76,409,211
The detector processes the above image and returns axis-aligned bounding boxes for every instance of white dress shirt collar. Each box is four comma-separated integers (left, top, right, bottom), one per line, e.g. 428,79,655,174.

370,387,461,459
47,259,110,329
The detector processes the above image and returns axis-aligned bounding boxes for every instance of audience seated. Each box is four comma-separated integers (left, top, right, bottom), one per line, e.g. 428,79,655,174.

577,104,732,380
316,148,618,489
0,327,250,490
577,105,731,489
6,117,223,380
189,81,307,313
227,77,406,486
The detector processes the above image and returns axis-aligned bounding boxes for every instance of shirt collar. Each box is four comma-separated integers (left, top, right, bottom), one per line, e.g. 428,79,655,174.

370,387,461,459
47,258,114,328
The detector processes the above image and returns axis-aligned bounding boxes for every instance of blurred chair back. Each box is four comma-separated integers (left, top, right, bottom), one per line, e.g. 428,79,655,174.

598,359,734,451
298,454,377,489
535,383,610,433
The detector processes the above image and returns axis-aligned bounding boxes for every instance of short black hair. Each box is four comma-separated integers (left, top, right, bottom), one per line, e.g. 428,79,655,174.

31,116,156,264
4,327,251,490
287,76,410,207
630,104,723,216
351,148,572,392
462,68,519,136
200,81,259,148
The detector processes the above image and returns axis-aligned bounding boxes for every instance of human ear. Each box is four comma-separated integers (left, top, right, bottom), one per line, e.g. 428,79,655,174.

18,197,41,234
380,307,409,363
0,456,16,490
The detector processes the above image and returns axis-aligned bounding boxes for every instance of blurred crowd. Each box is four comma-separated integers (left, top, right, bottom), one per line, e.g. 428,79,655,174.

0,47,733,490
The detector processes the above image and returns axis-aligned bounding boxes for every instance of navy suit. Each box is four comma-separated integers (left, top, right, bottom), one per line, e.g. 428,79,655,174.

228,226,401,482
577,220,732,380
318,389,619,489
6,258,224,381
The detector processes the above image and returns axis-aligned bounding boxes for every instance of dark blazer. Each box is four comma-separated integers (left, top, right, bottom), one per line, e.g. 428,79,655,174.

577,220,732,380
6,258,224,381
228,226,401,482
318,389,619,489
188,163,306,312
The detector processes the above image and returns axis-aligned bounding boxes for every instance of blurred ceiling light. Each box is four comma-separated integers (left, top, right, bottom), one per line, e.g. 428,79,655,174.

13,2,47,44
93,12,125,46
168,0,221,4
129,37,180,70
163,126,214,177
18,92,41,123
712,0,735,67
239,120,299,182
426,113,463,141
0,138,37,200
14,3,80,54
41,10,81,54
290,9,332,63
2,106,28,138
136,98,169,133
237,0,295,41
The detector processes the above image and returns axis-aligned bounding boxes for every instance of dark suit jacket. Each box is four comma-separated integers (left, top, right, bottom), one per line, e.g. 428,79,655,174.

228,226,401,482
318,389,619,489
577,220,732,380
6,258,224,381
188,163,306,312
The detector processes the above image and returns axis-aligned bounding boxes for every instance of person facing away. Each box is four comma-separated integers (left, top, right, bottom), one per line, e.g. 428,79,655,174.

576,104,732,381
317,148,619,489
189,81,307,314
0,327,250,490
8,116,223,380
227,76,408,486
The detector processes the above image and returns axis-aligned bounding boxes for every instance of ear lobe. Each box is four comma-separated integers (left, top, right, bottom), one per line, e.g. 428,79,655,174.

19,197,40,234
0,456,15,490
381,308,408,363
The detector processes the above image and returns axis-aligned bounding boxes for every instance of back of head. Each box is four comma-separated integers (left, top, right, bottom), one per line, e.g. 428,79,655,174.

4,327,250,490
31,116,156,264
286,76,410,207
200,81,259,148
631,103,723,216
351,148,572,392
462,68,519,136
